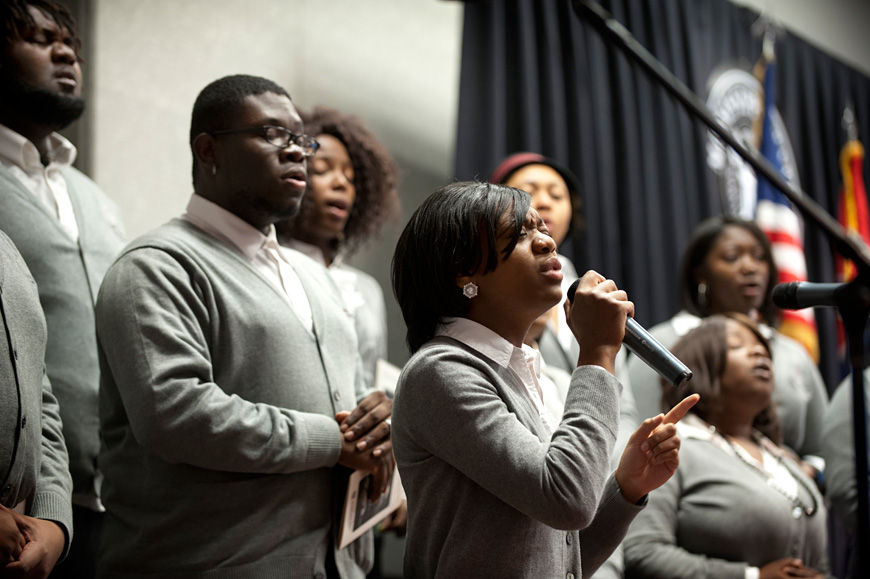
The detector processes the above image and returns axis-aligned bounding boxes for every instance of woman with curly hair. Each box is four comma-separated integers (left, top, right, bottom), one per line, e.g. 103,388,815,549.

277,106,400,392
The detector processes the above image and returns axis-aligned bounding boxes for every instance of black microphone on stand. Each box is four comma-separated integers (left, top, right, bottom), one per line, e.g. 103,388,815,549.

566,279,692,388
772,281,848,309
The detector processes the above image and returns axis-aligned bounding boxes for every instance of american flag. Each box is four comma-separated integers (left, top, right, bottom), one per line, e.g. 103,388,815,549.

754,58,820,362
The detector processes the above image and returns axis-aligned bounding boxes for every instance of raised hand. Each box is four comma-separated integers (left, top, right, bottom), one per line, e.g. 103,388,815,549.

615,394,700,503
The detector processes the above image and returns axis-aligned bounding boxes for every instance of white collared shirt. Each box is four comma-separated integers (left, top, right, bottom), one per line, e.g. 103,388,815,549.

438,317,556,438
0,124,79,241
283,237,366,314
182,193,313,331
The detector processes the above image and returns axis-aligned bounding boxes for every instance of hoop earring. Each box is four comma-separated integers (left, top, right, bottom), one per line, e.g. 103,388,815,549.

211,164,217,176
462,282,479,299
697,283,708,309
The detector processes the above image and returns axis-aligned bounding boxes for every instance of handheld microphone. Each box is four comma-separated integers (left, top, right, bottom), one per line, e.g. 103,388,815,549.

567,279,692,388
772,281,846,310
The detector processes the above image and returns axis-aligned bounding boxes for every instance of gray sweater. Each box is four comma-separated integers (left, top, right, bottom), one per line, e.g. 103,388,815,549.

0,165,125,500
95,219,372,578
624,416,829,578
0,230,73,554
821,372,870,532
392,336,644,578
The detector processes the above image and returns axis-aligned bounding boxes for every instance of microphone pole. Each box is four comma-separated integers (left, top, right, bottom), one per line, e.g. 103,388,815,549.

837,283,870,579
570,1,870,574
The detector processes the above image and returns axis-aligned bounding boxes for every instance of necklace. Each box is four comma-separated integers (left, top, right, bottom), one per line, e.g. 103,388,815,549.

712,426,819,519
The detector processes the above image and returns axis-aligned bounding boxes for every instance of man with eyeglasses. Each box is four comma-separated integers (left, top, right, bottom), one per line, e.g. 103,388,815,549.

94,74,393,578
0,2,126,576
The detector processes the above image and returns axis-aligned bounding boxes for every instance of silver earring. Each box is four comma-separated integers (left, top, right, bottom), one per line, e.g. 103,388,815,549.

211,164,217,176
697,283,708,308
462,282,479,299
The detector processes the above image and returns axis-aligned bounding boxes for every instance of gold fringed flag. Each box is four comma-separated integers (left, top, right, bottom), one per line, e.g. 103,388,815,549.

834,122,869,364
836,138,869,284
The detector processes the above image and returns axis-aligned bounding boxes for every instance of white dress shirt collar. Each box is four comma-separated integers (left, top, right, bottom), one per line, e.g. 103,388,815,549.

283,237,348,268
182,193,275,259
0,123,77,170
438,316,533,369
0,123,80,241
438,317,554,437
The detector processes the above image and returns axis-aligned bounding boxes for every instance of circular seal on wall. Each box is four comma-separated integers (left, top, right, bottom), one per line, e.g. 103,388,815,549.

705,64,800,218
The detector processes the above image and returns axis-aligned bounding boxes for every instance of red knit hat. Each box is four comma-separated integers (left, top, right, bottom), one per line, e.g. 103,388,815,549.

489,152,582,203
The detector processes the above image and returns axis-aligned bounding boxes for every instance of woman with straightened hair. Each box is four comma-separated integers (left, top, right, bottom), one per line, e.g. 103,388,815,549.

390,181,697,578
624,313,829,579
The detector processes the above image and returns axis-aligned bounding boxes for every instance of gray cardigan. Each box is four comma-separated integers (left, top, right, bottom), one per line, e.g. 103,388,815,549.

95,219,372,578
624,416,830,578
392,336,644,578
821,372,870,532
0,231,73,554
0,164,125,500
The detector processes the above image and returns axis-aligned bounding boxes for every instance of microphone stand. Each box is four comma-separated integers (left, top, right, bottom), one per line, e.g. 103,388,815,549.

570,1,870,575
838,278,870,578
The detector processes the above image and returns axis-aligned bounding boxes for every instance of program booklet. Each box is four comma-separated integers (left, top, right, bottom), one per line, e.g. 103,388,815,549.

338,465,404,549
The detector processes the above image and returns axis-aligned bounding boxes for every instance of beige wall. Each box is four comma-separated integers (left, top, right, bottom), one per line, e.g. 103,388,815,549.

733,0,870,77
90,0,462,239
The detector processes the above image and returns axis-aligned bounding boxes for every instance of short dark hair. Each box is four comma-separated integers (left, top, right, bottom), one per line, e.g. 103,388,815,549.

392,181,531,353
662,313,782,444
0,0,81,57
281,106,400,256
189,74,291,182
678,215,779,326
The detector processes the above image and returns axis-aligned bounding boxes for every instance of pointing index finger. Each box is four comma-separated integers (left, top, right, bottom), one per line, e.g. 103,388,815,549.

663,393,700,425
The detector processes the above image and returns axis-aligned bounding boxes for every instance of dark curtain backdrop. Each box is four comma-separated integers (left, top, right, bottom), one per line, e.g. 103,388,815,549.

454,0,870,393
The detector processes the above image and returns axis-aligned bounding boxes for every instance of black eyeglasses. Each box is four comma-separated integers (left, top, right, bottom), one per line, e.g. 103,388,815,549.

210,125,320,157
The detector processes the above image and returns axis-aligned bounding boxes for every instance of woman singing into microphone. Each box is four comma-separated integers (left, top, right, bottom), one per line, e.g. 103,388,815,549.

390,181,697,577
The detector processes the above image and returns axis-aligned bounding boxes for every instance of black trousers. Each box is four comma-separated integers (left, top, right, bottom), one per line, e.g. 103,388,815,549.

49,505,103,579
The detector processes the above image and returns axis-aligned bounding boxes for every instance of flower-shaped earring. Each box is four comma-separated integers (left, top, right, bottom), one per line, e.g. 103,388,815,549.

462,282,479,299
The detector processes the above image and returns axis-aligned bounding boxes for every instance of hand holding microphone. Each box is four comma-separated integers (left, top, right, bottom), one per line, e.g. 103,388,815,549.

567,277,692,388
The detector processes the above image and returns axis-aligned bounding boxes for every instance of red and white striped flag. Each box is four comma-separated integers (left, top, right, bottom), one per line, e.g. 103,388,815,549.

755,57,820,362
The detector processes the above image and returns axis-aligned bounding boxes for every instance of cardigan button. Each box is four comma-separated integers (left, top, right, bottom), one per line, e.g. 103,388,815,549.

332,391,342,402
566,533,572,545
567,573,575,579
20,415,26,429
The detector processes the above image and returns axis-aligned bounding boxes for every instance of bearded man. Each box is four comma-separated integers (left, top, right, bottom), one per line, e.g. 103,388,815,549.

0,2,126,576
